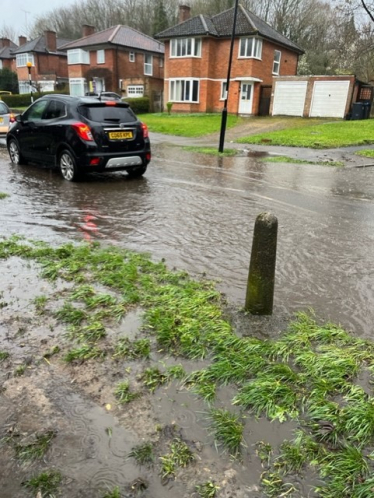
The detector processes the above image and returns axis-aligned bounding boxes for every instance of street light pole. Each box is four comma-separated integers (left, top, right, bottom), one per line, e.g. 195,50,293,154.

26,61,33,104
218,0,239,153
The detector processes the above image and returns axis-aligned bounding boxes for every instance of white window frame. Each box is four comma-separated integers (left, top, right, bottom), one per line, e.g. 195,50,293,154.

67,49,90,65
169,78,199,103
273,50,281,75
69,77,87,96
129,51,135,62
19,81,32,94
97,49,105,64
239,37,262,59
0,60,3,70
170,38,202,58
144,54,153,76
221,81,228,100
127,85,144,97
16,53,34,67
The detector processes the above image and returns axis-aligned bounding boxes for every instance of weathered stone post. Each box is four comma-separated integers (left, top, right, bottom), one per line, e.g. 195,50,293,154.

245,212,278,315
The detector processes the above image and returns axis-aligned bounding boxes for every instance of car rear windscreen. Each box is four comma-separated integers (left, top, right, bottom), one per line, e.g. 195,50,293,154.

79,104,137,123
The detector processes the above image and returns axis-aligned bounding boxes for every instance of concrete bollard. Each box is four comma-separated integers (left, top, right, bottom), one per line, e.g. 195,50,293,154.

245,212,278,315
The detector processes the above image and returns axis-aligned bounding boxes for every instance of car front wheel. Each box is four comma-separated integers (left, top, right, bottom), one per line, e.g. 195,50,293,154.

59,150,80,181
8,139,27,165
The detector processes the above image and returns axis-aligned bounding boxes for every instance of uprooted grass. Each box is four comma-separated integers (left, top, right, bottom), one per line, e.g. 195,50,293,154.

3,237,374,495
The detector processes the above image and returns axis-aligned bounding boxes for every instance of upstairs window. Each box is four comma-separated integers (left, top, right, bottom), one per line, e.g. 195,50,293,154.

239,37,262,59
97,49,105,64
67,49,90,64
144,54,153,75
221,81,227,100
129,51,135,62
273,50,281,75
170,38,201,57
16,53,34,67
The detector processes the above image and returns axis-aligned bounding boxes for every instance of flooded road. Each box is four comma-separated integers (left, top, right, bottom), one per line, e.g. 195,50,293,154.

1,142,374,338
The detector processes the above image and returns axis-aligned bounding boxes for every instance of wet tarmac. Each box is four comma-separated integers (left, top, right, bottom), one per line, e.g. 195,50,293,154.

0,140,374,339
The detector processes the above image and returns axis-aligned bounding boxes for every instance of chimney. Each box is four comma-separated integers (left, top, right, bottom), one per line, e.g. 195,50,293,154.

44,30,57,52
82,24,95,37
19,36,27,46
0,38,10,48
179,4,191,23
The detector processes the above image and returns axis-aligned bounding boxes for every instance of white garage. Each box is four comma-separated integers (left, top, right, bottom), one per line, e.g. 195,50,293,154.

309,80,351,118
272,80,307,116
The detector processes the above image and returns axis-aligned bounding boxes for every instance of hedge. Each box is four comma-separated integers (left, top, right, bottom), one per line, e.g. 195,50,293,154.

123,97,150,114
1,90,69,109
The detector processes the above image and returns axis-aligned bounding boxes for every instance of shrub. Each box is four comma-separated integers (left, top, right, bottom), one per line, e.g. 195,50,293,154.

123,97,150,114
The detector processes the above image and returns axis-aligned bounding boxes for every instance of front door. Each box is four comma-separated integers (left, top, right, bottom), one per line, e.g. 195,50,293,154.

239,83,253,114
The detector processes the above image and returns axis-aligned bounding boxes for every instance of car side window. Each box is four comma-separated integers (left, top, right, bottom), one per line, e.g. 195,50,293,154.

23,100,49,122
0,102,8,114
44,100,66,120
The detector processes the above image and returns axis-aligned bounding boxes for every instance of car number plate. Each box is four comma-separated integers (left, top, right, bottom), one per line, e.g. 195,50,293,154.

0,117,3,124
109,131,133,140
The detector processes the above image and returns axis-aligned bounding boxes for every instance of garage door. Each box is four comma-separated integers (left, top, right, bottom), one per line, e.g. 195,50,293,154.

272,81,307,116
310,81,350,118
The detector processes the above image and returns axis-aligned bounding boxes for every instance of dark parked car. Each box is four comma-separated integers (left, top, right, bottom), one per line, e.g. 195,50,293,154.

85,91,122,101
7,94,151,181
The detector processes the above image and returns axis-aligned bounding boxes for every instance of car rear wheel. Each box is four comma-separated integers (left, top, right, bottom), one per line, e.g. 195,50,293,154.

8,139,27,165
59,150,80,181
127,165,147,178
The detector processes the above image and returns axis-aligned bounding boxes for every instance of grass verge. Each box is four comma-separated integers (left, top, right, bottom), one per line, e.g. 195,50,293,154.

236,119,374,148
260,155,344,167
2,237,374,496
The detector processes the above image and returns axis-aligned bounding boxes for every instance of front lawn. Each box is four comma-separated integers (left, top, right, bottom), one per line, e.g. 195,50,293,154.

138,113,242,137
237,118,374,149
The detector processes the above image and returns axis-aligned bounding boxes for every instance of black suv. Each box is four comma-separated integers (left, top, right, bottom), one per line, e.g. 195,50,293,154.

7,94,151,181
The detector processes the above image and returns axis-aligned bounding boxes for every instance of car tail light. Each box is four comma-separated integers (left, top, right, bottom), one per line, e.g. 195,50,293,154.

89,157,101,166
141,123,149,138
105,101,117,106
72,122,94,141
146,152,151,162
9,113,16,123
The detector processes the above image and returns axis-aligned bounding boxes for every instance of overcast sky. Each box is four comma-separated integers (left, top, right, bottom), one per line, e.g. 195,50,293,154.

2,0,77,36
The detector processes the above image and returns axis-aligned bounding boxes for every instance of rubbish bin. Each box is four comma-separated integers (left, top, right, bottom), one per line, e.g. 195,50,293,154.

363,102,371,119
351,102,366,120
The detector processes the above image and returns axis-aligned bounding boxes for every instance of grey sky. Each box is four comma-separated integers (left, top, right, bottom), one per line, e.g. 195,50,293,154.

2,0,77,36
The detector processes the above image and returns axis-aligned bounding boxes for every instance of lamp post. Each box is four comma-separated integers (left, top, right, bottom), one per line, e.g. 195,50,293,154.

26,61,33,104
218,0,239,153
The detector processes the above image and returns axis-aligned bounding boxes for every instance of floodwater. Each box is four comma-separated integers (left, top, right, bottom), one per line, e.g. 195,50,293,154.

1,142,374,338
1,140,374,497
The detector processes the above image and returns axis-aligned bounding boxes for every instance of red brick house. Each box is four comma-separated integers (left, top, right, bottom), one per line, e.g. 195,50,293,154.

155,4,304,115
0,38,18,71
12,31,71,94
60,25,165,110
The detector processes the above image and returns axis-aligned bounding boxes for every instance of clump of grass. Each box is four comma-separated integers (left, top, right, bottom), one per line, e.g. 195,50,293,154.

260,470,297,497
43,345,61,359
102,486,121,498
182,146,238,157
128,442,154,466
256,441,273,467
15,431,55,461
64,345,105,362
33,295,48,314
233,377,298,422
113,338,150,359
209,408,244,457
0,351,9,362
14,364,26,376
160,438,195,480
0,192,9,199
69,320,106,343
195,481,220,497
114,381,140,404
141,366,167,392
22,469,62,496
55,303,87,325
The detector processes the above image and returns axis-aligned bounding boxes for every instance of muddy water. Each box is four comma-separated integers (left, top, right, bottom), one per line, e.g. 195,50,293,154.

1,144,374,337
